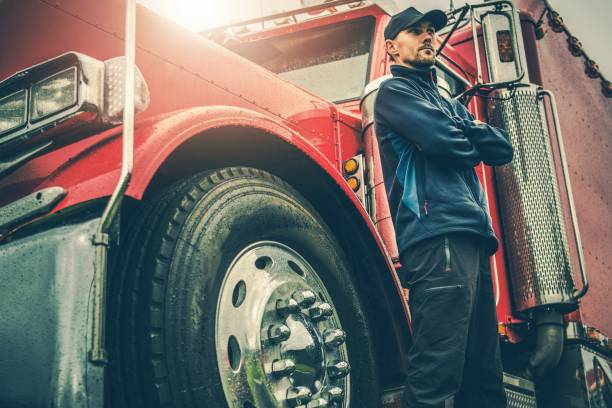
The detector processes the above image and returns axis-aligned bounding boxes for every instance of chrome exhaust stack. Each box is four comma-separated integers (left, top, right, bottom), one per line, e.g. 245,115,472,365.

90,0,137,365
489,84,578,315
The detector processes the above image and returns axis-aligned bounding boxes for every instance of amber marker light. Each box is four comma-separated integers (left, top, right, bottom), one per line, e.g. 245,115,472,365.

343,158,359,175
586,326,603,343
346,176,360,191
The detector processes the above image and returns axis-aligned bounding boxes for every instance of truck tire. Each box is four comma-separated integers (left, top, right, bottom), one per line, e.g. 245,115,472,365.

108,167,379,408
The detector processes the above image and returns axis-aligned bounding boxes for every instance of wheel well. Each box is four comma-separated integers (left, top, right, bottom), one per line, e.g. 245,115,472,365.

140,126,410,389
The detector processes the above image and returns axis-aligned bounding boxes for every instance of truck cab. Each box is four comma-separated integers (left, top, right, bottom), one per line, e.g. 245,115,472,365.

0,1,610,407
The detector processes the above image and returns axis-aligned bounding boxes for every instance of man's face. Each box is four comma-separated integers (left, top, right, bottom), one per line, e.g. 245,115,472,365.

386,20,436,69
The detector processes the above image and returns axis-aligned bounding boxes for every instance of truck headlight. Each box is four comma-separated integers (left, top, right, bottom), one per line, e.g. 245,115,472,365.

31,67,78,121
0,89,27,134
0,52,150,158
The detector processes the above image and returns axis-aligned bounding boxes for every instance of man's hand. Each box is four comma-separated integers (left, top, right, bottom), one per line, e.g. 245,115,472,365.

465,118,514,166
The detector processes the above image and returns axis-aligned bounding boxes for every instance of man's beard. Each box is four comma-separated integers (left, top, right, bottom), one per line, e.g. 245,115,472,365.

401,46,436,69
403,54,436,69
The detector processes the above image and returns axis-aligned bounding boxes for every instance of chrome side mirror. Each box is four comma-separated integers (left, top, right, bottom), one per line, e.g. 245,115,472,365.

481,2,529,84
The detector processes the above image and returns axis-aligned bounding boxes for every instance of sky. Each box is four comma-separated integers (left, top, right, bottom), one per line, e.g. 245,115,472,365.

138,0,611,79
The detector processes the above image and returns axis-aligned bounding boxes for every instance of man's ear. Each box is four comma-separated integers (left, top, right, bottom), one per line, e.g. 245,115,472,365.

385,39,398,61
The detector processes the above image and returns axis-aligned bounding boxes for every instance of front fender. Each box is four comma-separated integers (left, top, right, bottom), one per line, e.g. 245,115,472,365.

33,106,333,207
32,106,390,274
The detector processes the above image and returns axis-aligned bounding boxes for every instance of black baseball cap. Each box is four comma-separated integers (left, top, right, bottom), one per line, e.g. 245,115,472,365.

384,7,448,40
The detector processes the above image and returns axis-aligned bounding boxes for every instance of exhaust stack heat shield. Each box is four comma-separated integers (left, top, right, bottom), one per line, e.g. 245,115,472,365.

489,85,576,314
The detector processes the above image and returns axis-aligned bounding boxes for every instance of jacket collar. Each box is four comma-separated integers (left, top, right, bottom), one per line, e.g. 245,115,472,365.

390,64,437,87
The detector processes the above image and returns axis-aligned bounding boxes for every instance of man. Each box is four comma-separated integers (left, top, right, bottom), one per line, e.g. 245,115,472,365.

373,7,514,408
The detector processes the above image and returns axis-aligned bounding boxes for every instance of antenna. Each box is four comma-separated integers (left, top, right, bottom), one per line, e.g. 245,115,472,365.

449,0,455,11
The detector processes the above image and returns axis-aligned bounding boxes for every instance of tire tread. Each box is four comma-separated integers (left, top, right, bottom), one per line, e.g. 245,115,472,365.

109,167,378,408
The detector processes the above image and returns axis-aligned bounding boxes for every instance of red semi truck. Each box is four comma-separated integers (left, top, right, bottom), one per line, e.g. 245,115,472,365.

0,0,610,407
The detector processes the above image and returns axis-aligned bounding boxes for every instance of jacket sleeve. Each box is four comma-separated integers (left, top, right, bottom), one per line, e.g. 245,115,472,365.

375,80,481,170
452,99,514,166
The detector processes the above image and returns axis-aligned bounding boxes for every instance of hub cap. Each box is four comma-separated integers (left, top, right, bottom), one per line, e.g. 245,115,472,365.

215,242,350,407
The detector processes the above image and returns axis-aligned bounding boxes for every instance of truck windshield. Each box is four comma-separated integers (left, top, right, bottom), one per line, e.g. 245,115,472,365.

233,16,375,103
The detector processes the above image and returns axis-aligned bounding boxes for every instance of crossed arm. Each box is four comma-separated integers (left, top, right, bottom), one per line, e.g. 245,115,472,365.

375,80,514,169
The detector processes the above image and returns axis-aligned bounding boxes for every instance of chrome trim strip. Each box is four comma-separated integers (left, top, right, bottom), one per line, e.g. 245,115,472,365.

565,322,586,341
503,373,535,393
0,186,66,233
539,89,589,300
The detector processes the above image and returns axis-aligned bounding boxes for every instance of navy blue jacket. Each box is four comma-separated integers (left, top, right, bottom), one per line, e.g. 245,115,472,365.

374,65,513,256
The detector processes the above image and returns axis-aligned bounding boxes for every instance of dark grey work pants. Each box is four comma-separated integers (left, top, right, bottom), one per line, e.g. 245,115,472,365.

399,233,507,408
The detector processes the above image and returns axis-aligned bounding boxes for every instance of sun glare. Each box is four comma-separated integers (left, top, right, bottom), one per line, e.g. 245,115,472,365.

139,0,243,31
172,0,226,30
137,0,282,31
139,0,306,31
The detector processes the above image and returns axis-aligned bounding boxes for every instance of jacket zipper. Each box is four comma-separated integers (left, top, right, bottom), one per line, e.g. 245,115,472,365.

461,172,478,203
444,236,452,272
419,157,429,216
463,171,489,234
423,284,464,293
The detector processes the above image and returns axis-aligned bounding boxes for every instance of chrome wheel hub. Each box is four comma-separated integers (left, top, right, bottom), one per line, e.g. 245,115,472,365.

216,242,350,407
280,314,324,388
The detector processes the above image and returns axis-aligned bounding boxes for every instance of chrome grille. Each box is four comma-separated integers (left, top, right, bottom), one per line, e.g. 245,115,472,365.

489,85,576,313
506,389,538,408
504,373,537,408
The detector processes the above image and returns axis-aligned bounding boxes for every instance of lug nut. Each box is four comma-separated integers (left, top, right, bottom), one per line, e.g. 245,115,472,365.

271,359,296,377
306,398,329,407
268,324,291,343
309,302,333,321
286,386,312,406
276,298,300,317
325,386,344,403
327,361,350,379
323,329,346,349
293,289,317,308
